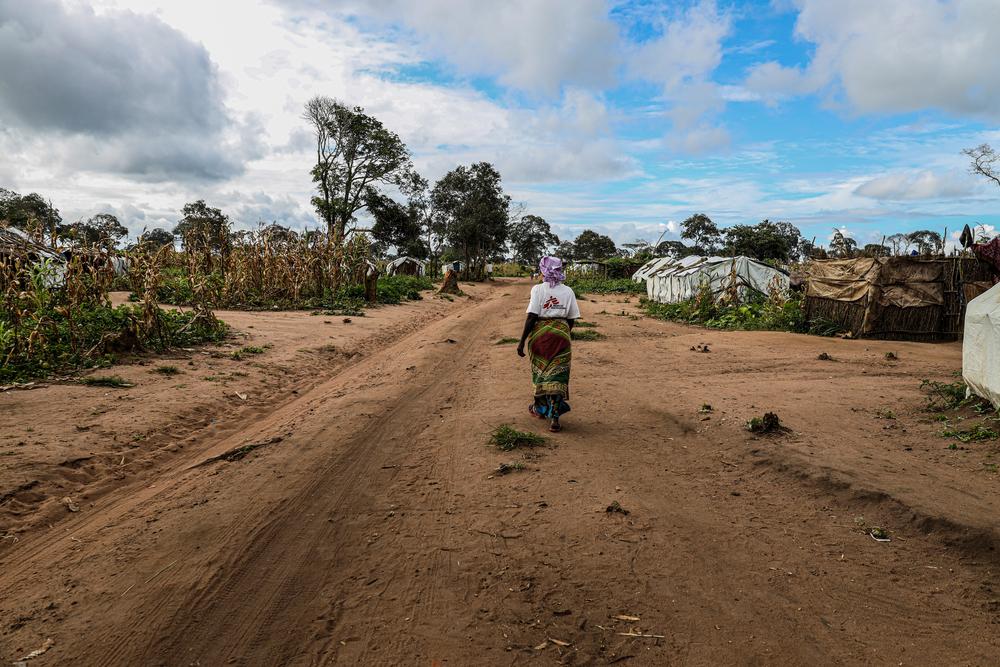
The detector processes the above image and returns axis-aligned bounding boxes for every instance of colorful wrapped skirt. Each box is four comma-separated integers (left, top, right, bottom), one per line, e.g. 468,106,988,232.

528,318,572,417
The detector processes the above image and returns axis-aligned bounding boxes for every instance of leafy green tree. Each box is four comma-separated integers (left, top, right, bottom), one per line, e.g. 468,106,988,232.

655,240,697,257
721,220,802,262
367,190,428,259
553,240,576,261
680,213,720,253
431,162,510,278
0,188,62,235
173,200,232,261
572,229,617,260
829,229,858,258
60,213,128,249
861,243,889,257
303,97,413,244
509,214,558,265
906,230,942,255
137,228,175,249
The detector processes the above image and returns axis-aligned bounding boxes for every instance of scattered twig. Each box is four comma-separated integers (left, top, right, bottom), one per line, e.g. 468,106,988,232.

617,632,664,639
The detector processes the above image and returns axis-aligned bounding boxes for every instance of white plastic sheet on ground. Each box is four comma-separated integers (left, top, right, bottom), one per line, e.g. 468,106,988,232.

963,281,1000,407
636,255,789,304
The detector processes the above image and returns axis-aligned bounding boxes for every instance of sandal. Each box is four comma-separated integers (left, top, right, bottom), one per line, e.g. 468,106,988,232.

529,405,545,419
549,419,561,433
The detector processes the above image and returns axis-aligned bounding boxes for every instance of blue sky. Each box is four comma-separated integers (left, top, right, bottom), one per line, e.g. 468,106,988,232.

2,0,998,251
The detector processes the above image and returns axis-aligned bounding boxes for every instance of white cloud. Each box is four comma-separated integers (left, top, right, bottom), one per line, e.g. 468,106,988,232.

278,0,621,96
745,0,1000,119
855,170,978,201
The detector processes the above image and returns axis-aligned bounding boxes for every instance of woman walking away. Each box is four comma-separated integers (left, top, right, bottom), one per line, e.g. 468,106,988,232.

517,256,580,432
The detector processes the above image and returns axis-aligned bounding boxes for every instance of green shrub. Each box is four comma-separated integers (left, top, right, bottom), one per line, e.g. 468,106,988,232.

490,424,546,451
641,286,807,333
376,275,434,304
565,276,645,296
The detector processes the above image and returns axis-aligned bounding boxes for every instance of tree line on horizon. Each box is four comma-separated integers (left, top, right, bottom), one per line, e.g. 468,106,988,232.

4,99,1000,270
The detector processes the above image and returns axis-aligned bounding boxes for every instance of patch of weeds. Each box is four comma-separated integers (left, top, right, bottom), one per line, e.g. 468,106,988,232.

490,424,546,451
885,351,898,361
231,345,266,361
920,378,971,411
932,414,949,422
495,337,519,345
152,365,180,376
575,321,598,328
571,329,605,341
79,375,133,388
746,412,787,434
874,408,896,420
869,527,889,540
942,423,999,443
494,462,525,476
948,443,958,450
699,404,713,413
983,463,998,473
204,375,224,383
817,352,833,361
230,371,249,378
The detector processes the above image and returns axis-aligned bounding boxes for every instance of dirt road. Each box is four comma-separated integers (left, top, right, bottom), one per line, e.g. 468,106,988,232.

2,280,999,665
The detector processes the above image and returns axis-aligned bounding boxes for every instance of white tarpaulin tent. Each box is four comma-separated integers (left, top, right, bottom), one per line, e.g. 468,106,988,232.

963,282,1000,406
386,256,426,276
640,255,789,304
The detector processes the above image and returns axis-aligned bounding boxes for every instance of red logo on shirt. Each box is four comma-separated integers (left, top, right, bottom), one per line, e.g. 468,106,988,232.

543,296,561,309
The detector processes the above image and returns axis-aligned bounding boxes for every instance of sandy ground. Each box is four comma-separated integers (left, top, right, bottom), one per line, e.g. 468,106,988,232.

1,278,999,665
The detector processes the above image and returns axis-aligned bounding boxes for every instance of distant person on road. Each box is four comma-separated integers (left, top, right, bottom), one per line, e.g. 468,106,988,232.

517,256,580,432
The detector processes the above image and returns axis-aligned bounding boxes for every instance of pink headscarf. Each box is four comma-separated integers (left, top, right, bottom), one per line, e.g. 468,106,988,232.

539,256,565,287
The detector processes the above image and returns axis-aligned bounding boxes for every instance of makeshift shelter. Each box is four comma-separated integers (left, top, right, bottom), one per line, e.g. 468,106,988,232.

963,282,1000,406
642,255,789,304
568,259,605,274
803,257,994,341
386,256,426,277
0,225,66,287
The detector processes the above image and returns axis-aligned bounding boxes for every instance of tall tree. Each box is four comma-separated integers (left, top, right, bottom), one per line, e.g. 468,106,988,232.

830,229,858,258
886,233,910,255
553,239,577,261
0,188,62,236
431,162,510,278
721,220,800,262
680,213,720,253
302,97,413,244
173,200,232,274
509,214,558,265
572,229,617,260
907,230,942,255
367,190,428,259
137,228,175,249
60,213,128,249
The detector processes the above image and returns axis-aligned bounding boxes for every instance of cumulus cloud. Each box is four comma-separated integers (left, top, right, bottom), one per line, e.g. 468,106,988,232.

278,0,620,96
745,0,1000,119
0,0,249,180
855,170,978,201
628,1,732,153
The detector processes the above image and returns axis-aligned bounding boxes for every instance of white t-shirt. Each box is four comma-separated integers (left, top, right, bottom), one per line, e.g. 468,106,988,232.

526,283,580,320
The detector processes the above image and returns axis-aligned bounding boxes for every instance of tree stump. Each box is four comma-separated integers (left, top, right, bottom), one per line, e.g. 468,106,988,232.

364,267,379,303
439,269,461,295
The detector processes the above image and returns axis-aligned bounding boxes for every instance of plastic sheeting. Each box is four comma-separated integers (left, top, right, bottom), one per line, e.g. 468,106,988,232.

805,257,946,308
963,281,1000,407
639,255,789,304
386,256,426,276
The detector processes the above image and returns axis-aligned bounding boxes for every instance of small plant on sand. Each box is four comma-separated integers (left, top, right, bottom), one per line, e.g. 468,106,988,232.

746,412,786,434
575,321,598,328
571,329,605,341
495,337,519,345
231,345,266,360
493,462,525,476
79,375,133,388
152,365,180,375
874,408,896,420
942,423,999,443
490,425,546,451
920,379,972,411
